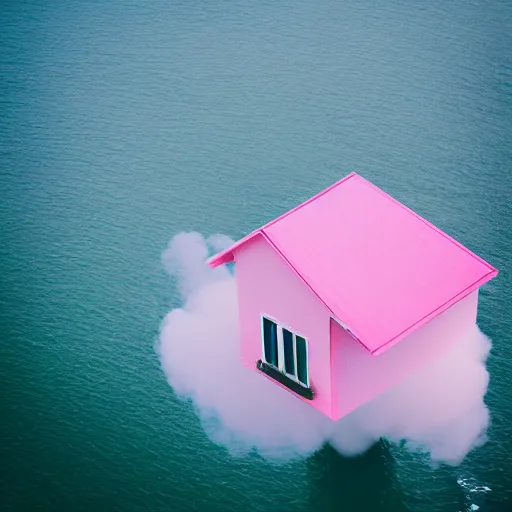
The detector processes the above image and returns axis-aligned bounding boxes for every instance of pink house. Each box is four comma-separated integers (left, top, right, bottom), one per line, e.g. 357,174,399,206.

208,173,498,421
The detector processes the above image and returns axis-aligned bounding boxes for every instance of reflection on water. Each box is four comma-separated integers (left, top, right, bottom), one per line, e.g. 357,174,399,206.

307,442,406,511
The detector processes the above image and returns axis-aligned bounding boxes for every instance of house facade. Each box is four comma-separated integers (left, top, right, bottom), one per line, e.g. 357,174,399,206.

233,233,334,417
208,173,497,421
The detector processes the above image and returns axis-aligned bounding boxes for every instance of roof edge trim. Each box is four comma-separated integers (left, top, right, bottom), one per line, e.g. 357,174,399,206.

207,231,260,268
360,175,499,274
371,268,498,356
263,234,375,355
207,172,358,268
260,232,338,318
331,316,374,354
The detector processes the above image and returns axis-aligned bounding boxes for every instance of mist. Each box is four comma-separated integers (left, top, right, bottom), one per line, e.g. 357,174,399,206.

156,232,492,465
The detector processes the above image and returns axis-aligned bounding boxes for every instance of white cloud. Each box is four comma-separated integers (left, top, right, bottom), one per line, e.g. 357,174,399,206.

156,232,492,465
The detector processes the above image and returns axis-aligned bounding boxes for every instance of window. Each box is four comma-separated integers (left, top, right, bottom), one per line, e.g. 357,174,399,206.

260,316,309,388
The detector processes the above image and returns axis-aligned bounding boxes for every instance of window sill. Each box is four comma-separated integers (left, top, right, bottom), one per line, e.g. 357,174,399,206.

256,360,314,400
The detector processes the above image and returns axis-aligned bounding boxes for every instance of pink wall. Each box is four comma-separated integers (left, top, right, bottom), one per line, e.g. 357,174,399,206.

331,290,479,420
233,235,479,422
234,234,334,417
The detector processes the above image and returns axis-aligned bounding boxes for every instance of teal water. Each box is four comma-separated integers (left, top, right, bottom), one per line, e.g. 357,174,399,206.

1,0,511,510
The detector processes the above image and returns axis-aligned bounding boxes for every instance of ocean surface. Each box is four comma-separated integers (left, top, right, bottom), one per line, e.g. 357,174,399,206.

1,0,511,510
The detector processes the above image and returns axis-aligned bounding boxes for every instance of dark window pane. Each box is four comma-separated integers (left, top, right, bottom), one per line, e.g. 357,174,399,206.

283,329,295,376
296,336,308,385
262,318,278,367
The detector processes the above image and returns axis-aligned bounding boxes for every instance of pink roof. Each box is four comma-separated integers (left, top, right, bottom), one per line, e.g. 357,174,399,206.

208,173,498,355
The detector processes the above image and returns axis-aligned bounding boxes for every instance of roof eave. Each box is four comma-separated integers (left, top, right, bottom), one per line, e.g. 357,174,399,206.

207,231,262,268
370,267,498,356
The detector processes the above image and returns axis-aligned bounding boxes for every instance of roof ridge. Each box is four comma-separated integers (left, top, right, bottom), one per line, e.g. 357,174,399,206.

357,175,498,274
263,172,358,231
206,172,358,267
